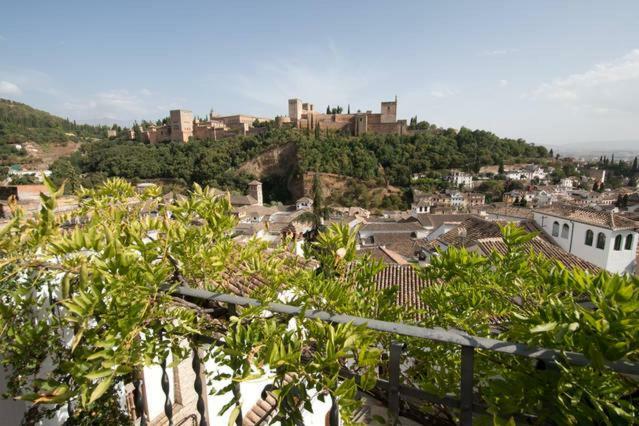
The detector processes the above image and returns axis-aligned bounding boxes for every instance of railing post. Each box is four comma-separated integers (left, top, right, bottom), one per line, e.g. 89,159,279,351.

192,346,208,426
388,341,405,425
227,303,243,426
133,376,147,426
329,393,339,426
161,355,174,426
460,345,474,426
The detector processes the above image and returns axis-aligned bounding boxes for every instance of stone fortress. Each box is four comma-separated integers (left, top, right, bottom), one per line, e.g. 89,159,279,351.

142,110,271,143
138,96,408,143
285,97,408,136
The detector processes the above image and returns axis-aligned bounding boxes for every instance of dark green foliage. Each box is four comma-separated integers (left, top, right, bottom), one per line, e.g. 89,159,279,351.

52,128,297,194
297,127,547,188
65,386,131,426
8,174,38,185
0,99,108,144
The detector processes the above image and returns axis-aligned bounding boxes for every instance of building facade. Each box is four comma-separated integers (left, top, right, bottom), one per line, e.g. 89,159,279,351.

533,206,638,274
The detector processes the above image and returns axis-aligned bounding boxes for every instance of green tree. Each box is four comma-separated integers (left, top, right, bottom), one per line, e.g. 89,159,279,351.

415,225,639,424
0,178,387,424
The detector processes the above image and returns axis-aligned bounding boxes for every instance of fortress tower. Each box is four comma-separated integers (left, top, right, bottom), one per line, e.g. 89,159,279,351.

288,99,303,121
169,109,194,143
380,96,397,124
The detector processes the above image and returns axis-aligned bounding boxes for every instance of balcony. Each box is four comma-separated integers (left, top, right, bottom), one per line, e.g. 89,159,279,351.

124,285,639,426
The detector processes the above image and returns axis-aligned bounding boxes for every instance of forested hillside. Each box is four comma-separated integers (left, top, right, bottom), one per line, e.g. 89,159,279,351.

0,98,108,145
52,124,549,206
297,127,549,187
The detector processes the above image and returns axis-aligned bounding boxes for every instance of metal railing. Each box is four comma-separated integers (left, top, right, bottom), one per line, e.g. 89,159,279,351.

130,285,639,426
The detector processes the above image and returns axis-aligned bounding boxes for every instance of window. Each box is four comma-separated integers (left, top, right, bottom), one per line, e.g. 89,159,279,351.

585,229,594,246
596,232,606,249
552,221,559,237
561,224,570,239
614,235,622,251
626,234,634,250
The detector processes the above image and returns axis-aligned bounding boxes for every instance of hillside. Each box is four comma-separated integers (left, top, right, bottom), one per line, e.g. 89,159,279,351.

0,99,112,169
0,99,108,145
0,99,550,206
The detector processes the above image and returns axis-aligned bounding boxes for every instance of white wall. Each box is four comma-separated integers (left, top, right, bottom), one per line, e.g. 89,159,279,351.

533,212,637,274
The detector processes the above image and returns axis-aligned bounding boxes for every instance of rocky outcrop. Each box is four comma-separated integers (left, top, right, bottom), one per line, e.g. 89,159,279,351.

238,141,304,200
238,142,298,179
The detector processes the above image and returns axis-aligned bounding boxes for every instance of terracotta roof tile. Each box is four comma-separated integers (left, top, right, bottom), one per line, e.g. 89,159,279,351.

473,237,600,272
373,264,429,318
534,205,638,230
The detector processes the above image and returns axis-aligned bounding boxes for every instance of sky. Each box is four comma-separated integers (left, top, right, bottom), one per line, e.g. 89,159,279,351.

1,1,638,149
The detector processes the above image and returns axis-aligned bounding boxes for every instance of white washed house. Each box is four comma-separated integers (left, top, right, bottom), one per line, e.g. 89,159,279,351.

533,206,638,274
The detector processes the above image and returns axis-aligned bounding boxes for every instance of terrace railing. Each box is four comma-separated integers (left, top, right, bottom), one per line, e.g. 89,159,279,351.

128,285,639,426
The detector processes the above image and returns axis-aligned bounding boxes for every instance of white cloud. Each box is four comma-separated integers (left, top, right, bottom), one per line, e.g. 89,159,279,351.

0,34,5,41
499,79,509,87
530,49,639,114
477,48,518,57
430,87,458,98
62,89,160,122
0,80,22,96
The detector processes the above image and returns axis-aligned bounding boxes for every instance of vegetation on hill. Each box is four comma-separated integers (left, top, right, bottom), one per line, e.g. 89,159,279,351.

0,179,637,424
298,127,549,187
51,124,548,208
0,99,108,145
50,128,295,196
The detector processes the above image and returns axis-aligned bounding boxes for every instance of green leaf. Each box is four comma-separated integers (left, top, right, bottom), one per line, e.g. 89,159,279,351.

85,369,114,380
227,405,240,426
530,322,557,333
88,374,114,404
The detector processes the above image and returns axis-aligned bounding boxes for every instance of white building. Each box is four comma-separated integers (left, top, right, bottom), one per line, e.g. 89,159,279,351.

533,190,554,207
447,170,473,189
533,206,638,274
449,191,465,208
560,178,574,189
505,170,526,180
411,198,431,214
523,165,547,181
296,196,313,210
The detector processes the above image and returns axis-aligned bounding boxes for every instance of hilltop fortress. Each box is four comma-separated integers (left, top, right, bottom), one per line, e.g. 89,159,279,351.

142,110,271,143
285,96,408,136
137,97,408,143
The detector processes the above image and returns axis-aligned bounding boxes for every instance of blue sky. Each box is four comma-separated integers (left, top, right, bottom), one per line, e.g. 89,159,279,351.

1,1,638,148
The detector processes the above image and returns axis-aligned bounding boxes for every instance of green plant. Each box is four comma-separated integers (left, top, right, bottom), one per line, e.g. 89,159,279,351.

413,224,639,424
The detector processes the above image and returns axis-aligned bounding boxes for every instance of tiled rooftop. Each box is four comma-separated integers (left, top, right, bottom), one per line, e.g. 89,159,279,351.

473,237,600,272
373,264,428,318
534,205,639,230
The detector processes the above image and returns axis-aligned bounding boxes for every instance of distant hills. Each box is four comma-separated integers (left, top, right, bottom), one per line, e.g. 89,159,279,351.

548,140,639,160
0,98,108,145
